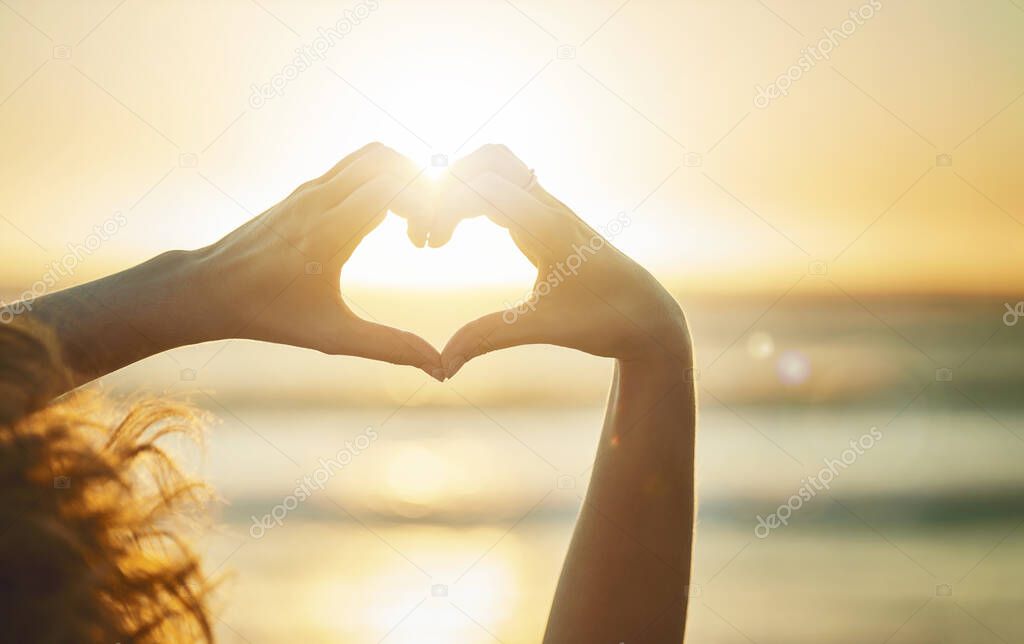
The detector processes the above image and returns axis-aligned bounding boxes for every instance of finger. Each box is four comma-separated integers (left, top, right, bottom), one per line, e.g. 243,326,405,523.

432,144,565,248
450,144,567,209
320,147,437,250
312,141,387,186
446,145,599,251
406,215,432,248
388,172,437,248
430,186,540,265
287,141,385,198
449,144,534,187
426,209,457,248
325,173,409,266
343,319,445,381
441,171,578,261
441,309,550,378
310,143,423,211
429,144,533,247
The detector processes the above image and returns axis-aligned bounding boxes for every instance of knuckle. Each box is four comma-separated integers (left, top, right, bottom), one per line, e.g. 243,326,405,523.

297,183,325,208
482,143,511,155
292,178,318,197
367,142,399,162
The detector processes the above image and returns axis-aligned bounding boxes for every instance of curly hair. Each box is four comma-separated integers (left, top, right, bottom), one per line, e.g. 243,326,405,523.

0,320,215,642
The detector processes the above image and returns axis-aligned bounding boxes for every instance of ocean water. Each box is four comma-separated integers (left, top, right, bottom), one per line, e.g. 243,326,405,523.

186,403,1024,643
77,293,1021,641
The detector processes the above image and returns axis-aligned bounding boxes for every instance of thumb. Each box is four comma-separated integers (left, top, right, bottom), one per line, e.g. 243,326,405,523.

441,307,551,378
341,319,445,381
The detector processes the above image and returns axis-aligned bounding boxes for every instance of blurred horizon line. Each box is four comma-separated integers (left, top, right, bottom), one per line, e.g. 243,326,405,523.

3,279,1023,301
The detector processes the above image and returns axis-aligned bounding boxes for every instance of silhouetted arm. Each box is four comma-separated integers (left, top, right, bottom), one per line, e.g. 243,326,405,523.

437,145,696,642
25,249,216,390
15,143,442,392
544,353,695,642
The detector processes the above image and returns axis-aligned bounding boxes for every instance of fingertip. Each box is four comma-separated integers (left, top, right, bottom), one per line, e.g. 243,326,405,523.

441,322,493,377
427,219,457,247
444,353,466,379
406,219,430,247
353,321,442,373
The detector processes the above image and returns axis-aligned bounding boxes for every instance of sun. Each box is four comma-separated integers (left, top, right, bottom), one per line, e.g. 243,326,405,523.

384,444,447,506
424,156,449,180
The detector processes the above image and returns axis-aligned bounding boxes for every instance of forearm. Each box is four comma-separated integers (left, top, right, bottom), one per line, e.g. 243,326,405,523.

545,342,696,643
21,249,217,390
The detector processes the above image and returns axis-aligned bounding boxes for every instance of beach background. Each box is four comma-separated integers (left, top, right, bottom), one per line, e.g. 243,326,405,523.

2,0,1023,641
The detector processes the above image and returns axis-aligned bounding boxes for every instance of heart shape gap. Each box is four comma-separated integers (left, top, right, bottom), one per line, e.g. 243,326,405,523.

341,213,537,350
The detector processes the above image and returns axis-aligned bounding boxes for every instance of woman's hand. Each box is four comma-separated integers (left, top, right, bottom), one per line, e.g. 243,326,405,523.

24,142,445,389
196,142,444,378
433,145,696,643
435,145,690,377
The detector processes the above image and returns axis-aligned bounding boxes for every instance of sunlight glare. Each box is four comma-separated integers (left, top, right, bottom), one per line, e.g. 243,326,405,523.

343,213,536,288
385,444,447,507
425,157,449,180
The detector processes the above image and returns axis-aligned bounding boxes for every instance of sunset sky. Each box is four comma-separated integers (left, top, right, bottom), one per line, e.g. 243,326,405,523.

3,6,1022,641
1,0,1022,296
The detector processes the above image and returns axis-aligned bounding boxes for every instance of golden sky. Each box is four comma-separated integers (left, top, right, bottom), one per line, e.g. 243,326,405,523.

1,0,1022,295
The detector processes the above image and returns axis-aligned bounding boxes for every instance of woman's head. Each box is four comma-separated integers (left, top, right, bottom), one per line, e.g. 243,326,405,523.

0,320,214,642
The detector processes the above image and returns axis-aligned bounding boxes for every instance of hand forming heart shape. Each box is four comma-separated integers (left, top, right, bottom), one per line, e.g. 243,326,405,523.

199,143,690,382
432,145,691,377
8,144,697,644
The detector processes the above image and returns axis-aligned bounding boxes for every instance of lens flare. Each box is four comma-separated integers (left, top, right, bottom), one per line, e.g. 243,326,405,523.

776,350,811,386
747,331,775,359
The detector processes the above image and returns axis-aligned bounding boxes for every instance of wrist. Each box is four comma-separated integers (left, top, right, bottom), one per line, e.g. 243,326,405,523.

623,301,692,367
618,342,692,383
174,245,237,343
126,248,227,347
